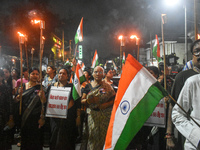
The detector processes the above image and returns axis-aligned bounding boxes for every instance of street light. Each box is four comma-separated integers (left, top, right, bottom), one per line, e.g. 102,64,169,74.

118,35,124,73
164,0,198,63
165,0,179,6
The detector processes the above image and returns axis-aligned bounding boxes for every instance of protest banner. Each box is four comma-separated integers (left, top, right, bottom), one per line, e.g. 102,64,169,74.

144,98,166,128
46,86,71,119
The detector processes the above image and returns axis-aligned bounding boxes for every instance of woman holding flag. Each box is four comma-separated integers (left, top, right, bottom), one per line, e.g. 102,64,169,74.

81,66,115,150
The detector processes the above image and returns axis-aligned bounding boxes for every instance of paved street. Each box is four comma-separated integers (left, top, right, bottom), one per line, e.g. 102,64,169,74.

12,143,81,150
12,145,49,150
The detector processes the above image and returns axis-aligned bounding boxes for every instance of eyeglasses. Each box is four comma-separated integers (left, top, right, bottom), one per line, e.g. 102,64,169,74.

193,48,200,57
94,71,103,74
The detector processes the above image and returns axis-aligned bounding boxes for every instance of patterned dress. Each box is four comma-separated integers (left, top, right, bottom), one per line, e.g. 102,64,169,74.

83,81,115,150
42,75,58,90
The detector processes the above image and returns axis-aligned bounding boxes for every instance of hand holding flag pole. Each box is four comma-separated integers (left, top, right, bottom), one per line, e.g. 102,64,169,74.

168,95,200,128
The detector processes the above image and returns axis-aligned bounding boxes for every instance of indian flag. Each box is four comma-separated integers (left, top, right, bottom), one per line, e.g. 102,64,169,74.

122,52,125,64
91,50,98,68
72,63,86,100
152,34,161,62
65,58,70,65
122,52,126,64
104,54,168,150
81,62,85,71
74,17,83,44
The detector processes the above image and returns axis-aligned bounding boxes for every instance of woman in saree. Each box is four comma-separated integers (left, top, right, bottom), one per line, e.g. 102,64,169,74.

15,67,46,150
46,67,81,150
81,66,115,150
0,69,14,150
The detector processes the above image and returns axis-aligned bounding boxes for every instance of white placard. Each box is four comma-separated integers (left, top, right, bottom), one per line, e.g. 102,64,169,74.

144,98,166,128
46,86,71,119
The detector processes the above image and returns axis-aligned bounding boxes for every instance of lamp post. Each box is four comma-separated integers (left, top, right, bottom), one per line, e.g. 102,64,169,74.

194,0,198,40
17,32,25,115
164,0,195,63
118,35,124,73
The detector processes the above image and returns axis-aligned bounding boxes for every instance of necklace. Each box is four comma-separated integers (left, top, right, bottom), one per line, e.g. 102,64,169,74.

28,82,36,88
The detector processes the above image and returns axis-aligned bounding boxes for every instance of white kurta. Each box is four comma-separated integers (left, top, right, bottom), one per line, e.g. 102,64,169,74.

172,74,200,150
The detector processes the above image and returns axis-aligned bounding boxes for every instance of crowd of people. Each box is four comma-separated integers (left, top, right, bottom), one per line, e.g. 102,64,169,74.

0,39,200,150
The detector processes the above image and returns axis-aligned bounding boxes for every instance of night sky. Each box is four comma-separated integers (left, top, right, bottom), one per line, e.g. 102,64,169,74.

0,0,199,66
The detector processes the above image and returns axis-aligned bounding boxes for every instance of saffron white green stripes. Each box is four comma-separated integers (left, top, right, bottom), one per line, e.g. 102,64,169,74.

72,63,86,100
74,17,83,44
104,54,167,150
152,34,161,62
91,50,98,68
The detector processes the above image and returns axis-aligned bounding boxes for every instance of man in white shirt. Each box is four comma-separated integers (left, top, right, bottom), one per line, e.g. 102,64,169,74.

172,74,200,149
172,40,200,149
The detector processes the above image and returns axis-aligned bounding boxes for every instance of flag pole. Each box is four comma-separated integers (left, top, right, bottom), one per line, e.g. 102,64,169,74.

137,38,140,62
161,14,166,90
74,44,78,59
150,33,153,65
72,43,78,73
168,94,200,128
62,30,65,62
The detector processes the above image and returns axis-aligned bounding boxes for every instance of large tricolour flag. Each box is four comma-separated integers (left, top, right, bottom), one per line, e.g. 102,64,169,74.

104,54,168,150
91,50,98,68
152,34,161,62
72,63,86,100
74,17,83,44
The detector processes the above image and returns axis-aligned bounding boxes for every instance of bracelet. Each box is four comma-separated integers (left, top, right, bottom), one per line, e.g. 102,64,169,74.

165,133,174,139
165,133,174,136
87,99,91,105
